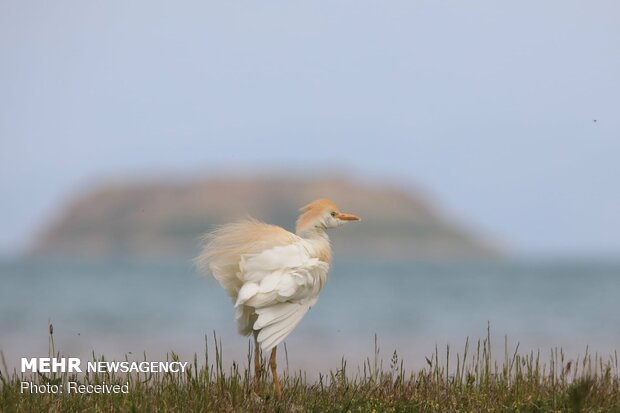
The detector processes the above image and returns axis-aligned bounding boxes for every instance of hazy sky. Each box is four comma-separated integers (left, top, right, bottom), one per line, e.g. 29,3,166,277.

1,0,619,257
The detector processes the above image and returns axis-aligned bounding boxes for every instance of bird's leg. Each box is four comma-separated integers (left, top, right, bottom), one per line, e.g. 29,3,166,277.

270,346,282,398
253,333,262,392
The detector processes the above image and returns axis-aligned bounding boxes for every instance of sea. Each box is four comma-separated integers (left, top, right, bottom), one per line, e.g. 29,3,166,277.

1,258,618,376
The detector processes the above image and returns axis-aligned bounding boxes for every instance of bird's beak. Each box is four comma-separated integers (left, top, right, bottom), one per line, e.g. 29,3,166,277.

336,213,361,221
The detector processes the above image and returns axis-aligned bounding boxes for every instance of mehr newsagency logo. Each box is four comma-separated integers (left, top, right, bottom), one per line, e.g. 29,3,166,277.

20,357,189,394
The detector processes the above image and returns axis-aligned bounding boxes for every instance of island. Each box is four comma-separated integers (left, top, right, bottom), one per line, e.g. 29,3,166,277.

32,175,499,260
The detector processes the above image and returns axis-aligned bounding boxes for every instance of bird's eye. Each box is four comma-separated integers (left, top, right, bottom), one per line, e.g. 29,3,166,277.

330,211,337,217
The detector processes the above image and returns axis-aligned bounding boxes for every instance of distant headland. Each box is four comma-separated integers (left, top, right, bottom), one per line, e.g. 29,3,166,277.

32,174,499,260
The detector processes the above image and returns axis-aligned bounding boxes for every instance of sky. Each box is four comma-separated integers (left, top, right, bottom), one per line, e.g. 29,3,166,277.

0,0,619,257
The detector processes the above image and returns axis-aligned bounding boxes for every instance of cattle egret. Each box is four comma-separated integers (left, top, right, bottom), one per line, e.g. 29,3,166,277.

196,199,360,397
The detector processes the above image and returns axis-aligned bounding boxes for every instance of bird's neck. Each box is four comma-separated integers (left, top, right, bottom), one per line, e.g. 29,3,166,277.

298,227,332,263
297,226,328,240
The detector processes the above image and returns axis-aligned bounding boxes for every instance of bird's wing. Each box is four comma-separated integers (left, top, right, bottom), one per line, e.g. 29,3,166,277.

195,219,300,300
235,242,329,352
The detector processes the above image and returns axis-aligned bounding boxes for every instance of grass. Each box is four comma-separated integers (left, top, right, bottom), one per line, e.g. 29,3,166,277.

1,325,619,412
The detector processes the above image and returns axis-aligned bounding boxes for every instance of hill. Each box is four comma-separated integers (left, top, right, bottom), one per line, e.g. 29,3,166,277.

33,175,498,259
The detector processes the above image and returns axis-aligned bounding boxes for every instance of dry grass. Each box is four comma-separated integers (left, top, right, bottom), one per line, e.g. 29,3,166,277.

1,326,619,412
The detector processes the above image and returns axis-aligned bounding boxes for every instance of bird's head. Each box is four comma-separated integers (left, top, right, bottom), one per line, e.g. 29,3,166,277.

295,198,360,234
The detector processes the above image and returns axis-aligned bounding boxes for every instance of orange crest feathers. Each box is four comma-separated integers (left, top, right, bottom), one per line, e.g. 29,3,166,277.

299,198,338,213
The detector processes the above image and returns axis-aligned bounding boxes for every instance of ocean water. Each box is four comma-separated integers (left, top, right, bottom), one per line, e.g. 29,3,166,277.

1,258,619,375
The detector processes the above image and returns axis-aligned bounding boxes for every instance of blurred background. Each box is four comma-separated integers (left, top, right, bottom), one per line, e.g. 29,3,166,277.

1,0,619,375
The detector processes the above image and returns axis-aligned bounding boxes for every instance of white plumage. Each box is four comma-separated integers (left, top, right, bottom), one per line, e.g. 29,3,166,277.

198,221,329,352
196,198,360,397
237,243,328,351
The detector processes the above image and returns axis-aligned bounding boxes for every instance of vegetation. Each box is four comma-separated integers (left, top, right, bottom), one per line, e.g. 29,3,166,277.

1,327,619,412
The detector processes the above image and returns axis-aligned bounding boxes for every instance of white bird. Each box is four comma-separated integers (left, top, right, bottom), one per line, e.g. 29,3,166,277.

196,198,360,397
